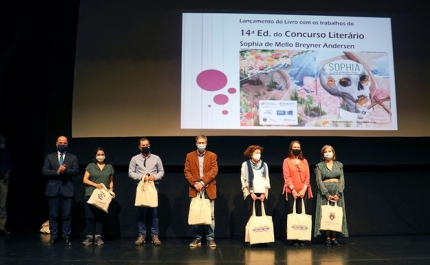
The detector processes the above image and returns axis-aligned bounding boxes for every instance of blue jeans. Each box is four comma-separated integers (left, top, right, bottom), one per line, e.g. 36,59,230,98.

191,191,215,241
136,206,159,237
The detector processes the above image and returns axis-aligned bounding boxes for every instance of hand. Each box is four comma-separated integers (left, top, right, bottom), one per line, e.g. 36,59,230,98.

57,164,67,174
327,195,334,201
259,194,266,202
195,182,204,191
333,194,339,202
4,172,10,180
95,183,103,189
109,190,116,198
297,190,305,198
250,193,257,201
292,190,298,199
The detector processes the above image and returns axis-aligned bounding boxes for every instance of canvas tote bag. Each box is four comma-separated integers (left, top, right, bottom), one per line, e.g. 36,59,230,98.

134,178,158,207
188,191,211,225
320,200,343,232
245,201,275,245
287,199,312,241
87,183,112,213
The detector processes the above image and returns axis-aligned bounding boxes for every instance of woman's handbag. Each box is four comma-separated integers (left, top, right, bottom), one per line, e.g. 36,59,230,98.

134,178,158,207
188,191,211,225
287,199,312,241
320,200,343,232
245,201,275,245
87,183,112,213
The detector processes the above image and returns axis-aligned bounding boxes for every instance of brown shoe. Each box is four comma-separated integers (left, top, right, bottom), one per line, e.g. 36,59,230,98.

189,238,201,247
207,239,217,247
152,235,161,246
134,235,145,246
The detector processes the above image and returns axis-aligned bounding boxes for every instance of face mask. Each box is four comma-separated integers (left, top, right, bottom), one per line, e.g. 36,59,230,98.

292,149,301,156
197,144,206,152
141,147,150,154
57,144,68,153
96,156,105,162
324,152,333,159
252,154,261,161
0,143,5,149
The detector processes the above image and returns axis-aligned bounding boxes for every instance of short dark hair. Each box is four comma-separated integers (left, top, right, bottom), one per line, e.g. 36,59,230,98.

138,137,149,145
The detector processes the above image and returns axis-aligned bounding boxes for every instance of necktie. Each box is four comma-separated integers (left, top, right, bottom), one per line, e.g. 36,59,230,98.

60,153,64,165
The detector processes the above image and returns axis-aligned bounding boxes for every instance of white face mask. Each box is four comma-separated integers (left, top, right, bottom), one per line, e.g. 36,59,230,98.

197,144,206,151
324,152,333,159
96,156,105,162
252,154,261,161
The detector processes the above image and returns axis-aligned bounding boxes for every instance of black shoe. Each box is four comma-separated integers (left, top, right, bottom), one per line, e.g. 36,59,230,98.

292,240,299,247
47,238,56,247
299,241,305,246
325,239,331,247
331,239,340,247
65,238,72,246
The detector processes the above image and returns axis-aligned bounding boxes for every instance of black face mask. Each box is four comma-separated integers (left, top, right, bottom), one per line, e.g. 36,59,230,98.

141,147,150,154
292,149,301,156
57,144,68,153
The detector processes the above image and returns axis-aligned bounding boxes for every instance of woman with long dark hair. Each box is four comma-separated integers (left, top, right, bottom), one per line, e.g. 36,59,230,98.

283,140,313,246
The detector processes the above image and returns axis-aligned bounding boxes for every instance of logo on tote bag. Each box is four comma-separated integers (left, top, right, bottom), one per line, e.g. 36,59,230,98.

291,224,310,231
97,191,105,200
252,226,270,233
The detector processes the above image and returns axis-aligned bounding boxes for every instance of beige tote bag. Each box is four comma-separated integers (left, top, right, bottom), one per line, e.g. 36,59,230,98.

135,179,158,207
245,201,274,245
87,183,112,213
320,200,343,232
287,199,312,241
188,192,211,225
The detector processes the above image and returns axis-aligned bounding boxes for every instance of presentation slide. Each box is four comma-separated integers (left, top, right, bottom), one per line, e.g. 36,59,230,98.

181,13,397,130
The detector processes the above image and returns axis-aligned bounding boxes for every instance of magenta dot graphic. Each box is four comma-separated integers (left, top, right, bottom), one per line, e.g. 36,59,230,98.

222,110,228,115
196,70,228,91
213,94,229,105
228,88,236,94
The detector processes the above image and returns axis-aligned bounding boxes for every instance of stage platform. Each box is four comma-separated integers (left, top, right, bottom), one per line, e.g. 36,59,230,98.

1,233,430,264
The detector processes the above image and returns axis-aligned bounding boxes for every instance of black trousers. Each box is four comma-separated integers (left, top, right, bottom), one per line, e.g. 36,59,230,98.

244,193,270,222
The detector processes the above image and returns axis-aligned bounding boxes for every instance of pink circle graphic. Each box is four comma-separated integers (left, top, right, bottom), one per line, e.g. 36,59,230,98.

213,94,229,105
196,70,228,91
228,88,237,94
222,110,229,115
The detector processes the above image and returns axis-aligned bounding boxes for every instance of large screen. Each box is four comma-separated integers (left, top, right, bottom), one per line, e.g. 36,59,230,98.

72,1,429,137
182,13,396,130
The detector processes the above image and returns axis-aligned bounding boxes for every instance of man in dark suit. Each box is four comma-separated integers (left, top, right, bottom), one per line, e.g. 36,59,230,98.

42,136,79,246
184,135,218,247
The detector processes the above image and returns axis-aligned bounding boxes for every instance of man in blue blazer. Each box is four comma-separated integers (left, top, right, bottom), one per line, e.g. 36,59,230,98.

42,136,79,246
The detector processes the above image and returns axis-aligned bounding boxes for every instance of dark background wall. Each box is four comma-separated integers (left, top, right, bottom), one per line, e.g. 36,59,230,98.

1,1,429,239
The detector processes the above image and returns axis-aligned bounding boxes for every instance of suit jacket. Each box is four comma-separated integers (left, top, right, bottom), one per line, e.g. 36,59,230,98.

42,152,79,197
184,150,218,199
